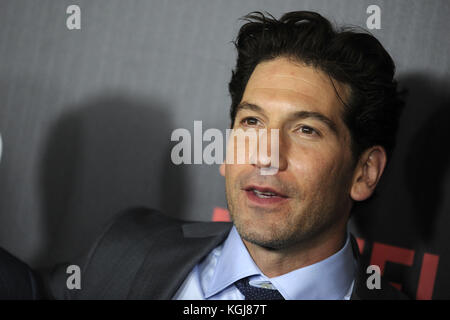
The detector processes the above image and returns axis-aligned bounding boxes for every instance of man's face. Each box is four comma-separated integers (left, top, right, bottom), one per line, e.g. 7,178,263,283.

221,57,356,250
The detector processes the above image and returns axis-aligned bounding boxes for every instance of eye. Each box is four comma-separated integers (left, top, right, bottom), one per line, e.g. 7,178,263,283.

240,117,262,127
297,125,320,137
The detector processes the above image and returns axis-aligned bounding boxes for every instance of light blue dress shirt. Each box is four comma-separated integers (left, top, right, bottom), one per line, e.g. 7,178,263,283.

173,226,357,300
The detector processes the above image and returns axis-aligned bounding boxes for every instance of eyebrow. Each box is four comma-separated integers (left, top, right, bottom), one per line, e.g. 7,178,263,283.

236,102,339,135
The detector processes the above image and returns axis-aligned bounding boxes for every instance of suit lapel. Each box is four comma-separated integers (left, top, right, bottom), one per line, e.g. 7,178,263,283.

127,221,232,299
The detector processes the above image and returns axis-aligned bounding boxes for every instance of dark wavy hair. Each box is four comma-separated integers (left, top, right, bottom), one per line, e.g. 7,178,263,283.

228,11,405,162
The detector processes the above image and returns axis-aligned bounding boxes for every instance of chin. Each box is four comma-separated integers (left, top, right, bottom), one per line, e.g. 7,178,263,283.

242,230,298,250
234,217,298,250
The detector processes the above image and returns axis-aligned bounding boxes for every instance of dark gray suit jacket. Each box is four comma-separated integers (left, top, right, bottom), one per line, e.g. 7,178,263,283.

40,207,409,300
0,247,42,299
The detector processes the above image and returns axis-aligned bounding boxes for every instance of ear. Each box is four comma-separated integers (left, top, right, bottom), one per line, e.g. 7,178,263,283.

219,163,226,177
350,146,387,201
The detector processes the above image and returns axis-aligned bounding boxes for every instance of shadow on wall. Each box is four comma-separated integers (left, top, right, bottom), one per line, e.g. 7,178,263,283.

352,73,450,244
402,75,450,243
350,73,450,298
36,94,189,268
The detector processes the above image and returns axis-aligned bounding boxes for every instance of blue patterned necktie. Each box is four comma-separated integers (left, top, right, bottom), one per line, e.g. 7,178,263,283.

234,277,284,300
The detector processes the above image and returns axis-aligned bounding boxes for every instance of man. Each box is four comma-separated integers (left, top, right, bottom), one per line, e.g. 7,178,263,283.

41,11,407,300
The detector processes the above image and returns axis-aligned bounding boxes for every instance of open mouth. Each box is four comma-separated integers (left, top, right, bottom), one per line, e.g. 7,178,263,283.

243,185,288,204
245,185,287,197
251,189,284,198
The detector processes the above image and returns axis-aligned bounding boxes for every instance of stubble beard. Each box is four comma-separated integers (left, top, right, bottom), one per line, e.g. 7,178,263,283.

227,189,313,251
226,187,339,252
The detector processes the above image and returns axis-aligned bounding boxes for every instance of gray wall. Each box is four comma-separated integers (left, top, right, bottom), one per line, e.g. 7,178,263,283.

0,0,449,298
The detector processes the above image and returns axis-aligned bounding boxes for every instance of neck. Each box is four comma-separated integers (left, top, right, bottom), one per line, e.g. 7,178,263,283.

242,228,347,278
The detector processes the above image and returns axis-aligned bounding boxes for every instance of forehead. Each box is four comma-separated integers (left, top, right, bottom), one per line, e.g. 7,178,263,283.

241,57,349,121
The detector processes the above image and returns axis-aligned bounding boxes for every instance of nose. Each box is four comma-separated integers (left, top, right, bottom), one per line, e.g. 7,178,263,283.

250,128,287,175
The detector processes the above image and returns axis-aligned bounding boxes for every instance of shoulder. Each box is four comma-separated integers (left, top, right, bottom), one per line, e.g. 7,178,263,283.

40,207,210,299
40,207,181,299
79,206,187,265
102,206,187,240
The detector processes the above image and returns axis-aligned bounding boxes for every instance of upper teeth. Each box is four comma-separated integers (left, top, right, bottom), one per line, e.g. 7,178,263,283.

253,189,277,197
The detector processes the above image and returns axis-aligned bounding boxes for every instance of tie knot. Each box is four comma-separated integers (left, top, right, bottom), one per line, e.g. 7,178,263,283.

234,277,284,300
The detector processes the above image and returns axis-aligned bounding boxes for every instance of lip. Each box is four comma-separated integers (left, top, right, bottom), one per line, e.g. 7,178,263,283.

243,184,289,206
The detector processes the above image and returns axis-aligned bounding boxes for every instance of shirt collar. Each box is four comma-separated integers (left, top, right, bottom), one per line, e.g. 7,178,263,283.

203,226,262,298
269,233,357,299
203,225,356,300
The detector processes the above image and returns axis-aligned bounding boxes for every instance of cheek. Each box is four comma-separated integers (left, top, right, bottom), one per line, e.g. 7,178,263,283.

224,164,244,192
289,149,346,195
